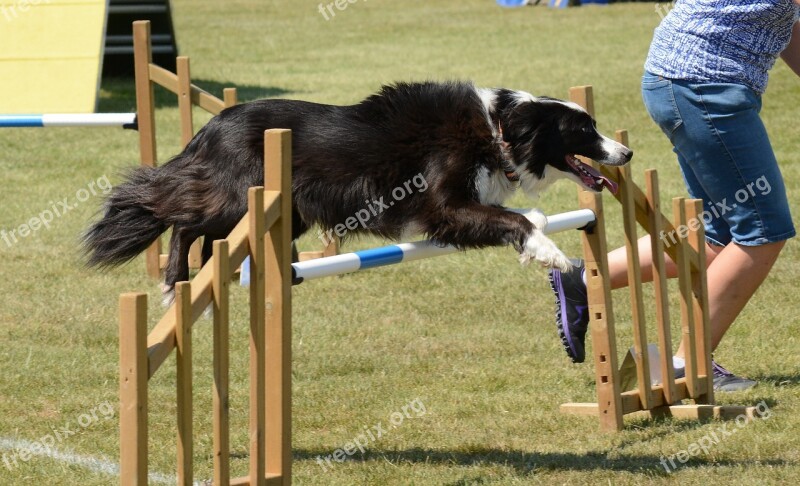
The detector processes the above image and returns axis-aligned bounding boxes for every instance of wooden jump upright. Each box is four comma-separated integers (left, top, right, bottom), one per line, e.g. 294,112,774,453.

119,128,292,485
133,20,239,278
560,86,755,431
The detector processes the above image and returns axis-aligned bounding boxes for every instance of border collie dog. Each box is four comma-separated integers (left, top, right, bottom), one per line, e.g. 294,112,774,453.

84,81,631,294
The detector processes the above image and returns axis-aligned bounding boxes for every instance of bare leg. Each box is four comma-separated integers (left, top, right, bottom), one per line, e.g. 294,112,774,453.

676,240,785,356
606,235,785,357
607,235,721,290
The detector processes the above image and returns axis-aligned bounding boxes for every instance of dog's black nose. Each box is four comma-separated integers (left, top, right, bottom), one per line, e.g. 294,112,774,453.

622,148,633,162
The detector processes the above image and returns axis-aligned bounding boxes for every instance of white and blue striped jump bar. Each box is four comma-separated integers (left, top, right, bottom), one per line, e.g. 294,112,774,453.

0,113,137,128
240,208,596,286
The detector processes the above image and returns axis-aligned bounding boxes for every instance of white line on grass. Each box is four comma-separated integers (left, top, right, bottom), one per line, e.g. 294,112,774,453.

0,437,203,485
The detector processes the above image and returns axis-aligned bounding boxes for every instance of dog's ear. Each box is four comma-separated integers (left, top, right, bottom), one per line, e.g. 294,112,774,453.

501,101,555,146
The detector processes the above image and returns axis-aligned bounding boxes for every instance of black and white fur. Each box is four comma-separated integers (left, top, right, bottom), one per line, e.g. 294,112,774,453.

84,81,631,295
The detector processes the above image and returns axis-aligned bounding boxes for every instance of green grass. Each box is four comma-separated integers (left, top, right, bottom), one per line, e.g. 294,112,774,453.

1,1,799,484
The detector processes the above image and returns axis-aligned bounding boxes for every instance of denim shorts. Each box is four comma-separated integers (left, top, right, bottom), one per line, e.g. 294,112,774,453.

641,71,795,246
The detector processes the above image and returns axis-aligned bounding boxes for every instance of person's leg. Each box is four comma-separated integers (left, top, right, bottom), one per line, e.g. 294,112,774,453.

606,235,721,290
675,240,785,355
608,234,784,351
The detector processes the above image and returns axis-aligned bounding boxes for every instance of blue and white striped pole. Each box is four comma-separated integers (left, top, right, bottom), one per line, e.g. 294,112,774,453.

239,208,596,286
0,113,137,129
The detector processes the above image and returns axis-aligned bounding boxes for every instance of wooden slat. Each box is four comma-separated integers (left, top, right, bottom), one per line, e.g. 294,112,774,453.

248,187,267,486
223,88,238,108
145,191,281,378
649,404,757,421
673,198,699,398
645,170,676,404
120,293,148,486
564,401,757,422
148,63,179,93
176,57,194,147
618,130,652,409
192,86,227,115
686,199,714,403
323,235,339,257
212,240,231,486
230,474,283,486
176,56,204,270
148,62,227,114
569,85,595,117
132,21,161,279
175,281,193,486
263,130,293,483
297,251,324,262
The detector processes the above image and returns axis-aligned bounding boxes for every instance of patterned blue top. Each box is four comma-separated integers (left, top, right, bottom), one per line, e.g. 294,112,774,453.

645,0,800,93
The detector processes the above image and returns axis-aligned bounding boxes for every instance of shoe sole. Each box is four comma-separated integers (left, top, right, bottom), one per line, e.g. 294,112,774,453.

549,269,583,363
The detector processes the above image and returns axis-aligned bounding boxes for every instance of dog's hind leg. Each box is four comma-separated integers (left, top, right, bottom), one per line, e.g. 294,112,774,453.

201,236,214,266
162,225,199,305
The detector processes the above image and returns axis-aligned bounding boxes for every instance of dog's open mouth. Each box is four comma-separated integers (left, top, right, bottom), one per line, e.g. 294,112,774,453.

565,155,618,194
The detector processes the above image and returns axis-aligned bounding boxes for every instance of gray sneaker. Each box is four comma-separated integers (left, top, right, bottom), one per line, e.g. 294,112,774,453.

672,360,756,392
712,361,757,392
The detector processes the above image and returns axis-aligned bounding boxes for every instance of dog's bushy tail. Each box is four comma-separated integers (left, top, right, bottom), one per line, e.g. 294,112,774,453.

83,167,168,268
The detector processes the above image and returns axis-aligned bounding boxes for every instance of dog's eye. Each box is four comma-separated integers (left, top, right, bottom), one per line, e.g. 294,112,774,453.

582,126,593,133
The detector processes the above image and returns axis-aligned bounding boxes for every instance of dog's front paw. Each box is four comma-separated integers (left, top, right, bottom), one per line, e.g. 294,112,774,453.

520,208,547,229
519,231,573,272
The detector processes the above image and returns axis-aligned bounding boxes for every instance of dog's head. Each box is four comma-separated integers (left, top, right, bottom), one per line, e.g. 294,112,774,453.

497,93,632,197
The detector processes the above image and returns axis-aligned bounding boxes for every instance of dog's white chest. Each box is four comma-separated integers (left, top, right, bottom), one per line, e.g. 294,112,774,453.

475,167,516,205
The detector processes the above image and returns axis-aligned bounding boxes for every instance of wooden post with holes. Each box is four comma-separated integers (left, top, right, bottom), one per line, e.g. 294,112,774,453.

578,189,624,431
567,86,623,431
264,129,293,484
133,21,161,279
119,293,149,485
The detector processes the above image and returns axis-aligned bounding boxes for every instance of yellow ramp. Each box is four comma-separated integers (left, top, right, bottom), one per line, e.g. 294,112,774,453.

0,0,108,114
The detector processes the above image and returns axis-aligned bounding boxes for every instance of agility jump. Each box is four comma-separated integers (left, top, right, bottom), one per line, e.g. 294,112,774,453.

118,22,756,486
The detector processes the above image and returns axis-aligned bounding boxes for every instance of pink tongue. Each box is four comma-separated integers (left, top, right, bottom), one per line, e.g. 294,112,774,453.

601,175,619,195
576,158,619,195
